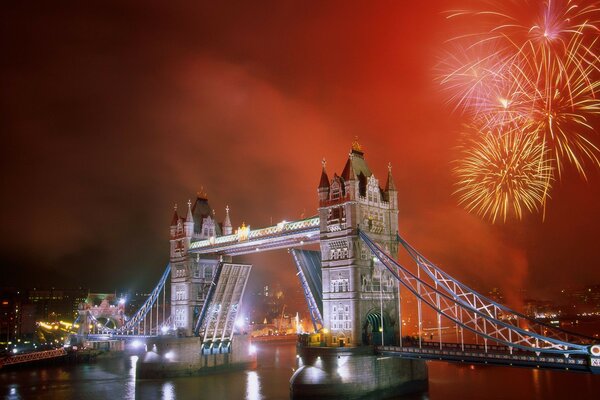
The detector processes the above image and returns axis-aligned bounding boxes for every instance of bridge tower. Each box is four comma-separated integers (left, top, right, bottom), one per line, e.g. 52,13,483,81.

169,193,225,336
318,140,399,346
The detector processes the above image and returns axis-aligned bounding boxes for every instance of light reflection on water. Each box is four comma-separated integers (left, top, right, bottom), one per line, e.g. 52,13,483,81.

246,371,262,400
1,343,600,399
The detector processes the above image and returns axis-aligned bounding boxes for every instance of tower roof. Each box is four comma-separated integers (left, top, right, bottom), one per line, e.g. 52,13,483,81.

191,195,223,236
341,147,372,181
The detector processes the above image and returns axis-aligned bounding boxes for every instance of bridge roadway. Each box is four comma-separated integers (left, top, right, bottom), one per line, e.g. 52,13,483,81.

377,341,599,373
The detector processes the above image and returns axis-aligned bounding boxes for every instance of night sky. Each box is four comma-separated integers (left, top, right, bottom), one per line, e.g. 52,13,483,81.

1,1,599,306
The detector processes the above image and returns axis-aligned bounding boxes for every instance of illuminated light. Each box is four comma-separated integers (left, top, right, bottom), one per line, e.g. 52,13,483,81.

161,325,169,335
249,344,257,355
131,340,143,349
498,97,509,109
237,223,250,241
322,328,329,334
119,298,126,305
164,351,175,361
235,317,245,329
12,348,18,354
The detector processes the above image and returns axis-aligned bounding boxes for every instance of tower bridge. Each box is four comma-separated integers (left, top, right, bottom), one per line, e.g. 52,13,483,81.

74,140,600,381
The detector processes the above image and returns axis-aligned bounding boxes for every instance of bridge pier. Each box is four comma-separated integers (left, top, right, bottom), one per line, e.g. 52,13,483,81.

136,334,255,378
290,343,427,399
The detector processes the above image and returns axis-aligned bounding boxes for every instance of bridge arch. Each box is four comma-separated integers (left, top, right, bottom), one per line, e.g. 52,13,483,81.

362,309,395,346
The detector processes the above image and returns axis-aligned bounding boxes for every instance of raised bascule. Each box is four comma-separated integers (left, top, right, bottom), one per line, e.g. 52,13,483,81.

74,140,600,397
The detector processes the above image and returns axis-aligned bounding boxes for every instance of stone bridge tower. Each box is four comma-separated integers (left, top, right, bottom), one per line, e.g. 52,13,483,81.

169,193,231,336
318,140,399,346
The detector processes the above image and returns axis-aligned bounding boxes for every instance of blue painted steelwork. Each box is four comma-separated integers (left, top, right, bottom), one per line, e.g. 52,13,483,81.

358,230,596,356
396,234,596,346
122,264,171,332
290,249,323,331
378,344,598,373
82,264,171,336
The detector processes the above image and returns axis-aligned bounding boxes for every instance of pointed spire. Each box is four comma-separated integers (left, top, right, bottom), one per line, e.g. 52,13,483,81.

385,162,397,192
318,157,330,188
186,199,193,222
341,152,357,181
171,204,179,226
223,205,232,235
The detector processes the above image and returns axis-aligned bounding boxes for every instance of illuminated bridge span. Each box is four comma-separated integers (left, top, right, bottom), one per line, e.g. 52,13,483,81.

189,217,320,256
77,141,600,373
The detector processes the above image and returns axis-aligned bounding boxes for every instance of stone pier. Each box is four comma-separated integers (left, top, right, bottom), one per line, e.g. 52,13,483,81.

290,344,428,399
137,334,255,378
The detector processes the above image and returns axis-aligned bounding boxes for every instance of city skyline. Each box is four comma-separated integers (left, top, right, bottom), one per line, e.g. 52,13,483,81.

1,0,599,306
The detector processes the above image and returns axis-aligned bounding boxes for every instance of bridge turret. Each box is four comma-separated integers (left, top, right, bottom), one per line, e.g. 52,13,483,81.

317,158,330,203
184,199,194,238
223,205,232,235
169,204,184,259
170,204,179,237
385,163,398,208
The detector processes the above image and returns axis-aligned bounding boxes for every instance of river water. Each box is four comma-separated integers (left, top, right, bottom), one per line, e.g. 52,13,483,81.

1,343,599,399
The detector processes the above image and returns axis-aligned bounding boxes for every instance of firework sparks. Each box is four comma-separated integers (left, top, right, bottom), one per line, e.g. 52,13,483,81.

442,0,600,220
454,126,554,223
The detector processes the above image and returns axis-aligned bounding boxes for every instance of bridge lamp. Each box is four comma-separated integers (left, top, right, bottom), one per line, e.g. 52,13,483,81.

161,325,169,335
131,340,143,349
119,298,126,305
235,317,245,329
249,344,257,355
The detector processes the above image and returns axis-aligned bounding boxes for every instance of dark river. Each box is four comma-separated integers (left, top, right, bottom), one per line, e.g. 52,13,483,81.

2,343,599,399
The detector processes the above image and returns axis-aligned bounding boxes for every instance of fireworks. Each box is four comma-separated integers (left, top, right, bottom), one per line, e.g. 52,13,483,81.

442,0,600,221
455,125,554,223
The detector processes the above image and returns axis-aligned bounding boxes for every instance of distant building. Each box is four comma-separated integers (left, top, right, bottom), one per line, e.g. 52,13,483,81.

0,288,36,343
28,288,88,322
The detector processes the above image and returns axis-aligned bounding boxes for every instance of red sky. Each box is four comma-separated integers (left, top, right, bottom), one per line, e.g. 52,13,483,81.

1,1,599,305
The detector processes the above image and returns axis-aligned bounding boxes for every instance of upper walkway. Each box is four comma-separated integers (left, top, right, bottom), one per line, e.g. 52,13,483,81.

188,216,320,256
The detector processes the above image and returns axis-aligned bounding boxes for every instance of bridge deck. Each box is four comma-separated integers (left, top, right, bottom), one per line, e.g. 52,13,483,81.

377,343,598,373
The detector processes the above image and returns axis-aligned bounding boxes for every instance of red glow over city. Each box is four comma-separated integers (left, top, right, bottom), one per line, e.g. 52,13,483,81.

1,1,600,397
